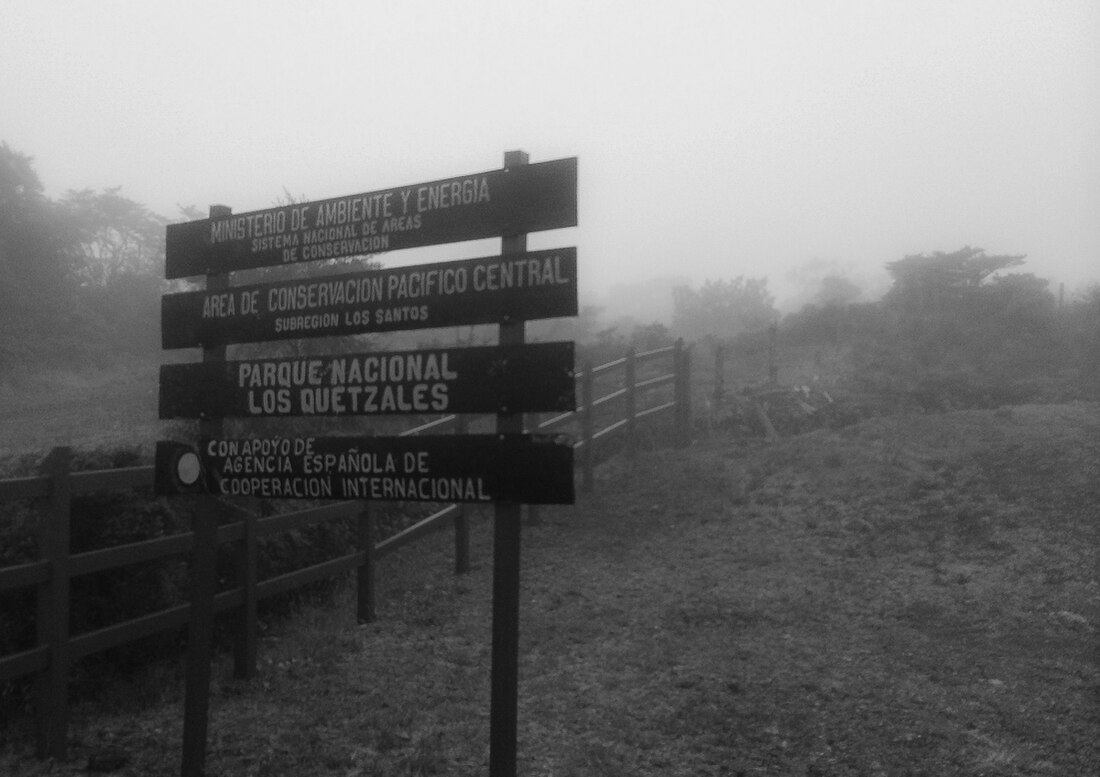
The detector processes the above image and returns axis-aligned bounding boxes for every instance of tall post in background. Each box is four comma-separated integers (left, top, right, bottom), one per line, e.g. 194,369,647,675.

682,344,692,443
713,344,724,406
674,339,693,448
233,510,258,679
581,363,594,493
768,321,778,385
454,416,470,576
625,347,637,458
356,507,376,624
182,204,230,777
490,150,528,777
36,446,71,760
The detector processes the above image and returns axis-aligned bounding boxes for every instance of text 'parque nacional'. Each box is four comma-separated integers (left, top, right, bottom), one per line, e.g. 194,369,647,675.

158,342,576,419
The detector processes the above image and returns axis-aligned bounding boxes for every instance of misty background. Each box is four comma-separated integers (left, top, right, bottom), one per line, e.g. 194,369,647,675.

1,0,1098,411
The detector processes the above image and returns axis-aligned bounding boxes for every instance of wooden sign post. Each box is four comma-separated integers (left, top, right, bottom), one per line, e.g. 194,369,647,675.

490,149,528,777
158,153,577,777
181,207,229,777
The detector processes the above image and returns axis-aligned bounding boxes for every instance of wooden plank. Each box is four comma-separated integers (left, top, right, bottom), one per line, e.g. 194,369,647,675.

36,447,71,760
161,248,578,349
356,508,376,624
216,520,245,544
402,414,458,436
374,504,460,556
69,533,194,577
634,344,676,363
0,476,50,500
67,590,240,662
164,157,577,278
581,363,594,492
636,401,676,420
234,513,258,679
489,147,528,777
156,434,575,505
592,417,629,440
257,502,360,538
590,356,627,375
625,349,637,457
591,387,627,408
182,228,229,777
0,466,152,500
536,410,576,431
452,416,470,577
70,466,154,495
255,552,362,600
159,342,575,419
67,603,190,660
0,645,49,684
0,560,50,592
635,373,675,391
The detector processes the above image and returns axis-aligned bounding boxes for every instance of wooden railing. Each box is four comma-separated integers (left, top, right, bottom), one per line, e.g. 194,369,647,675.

0,340,691,759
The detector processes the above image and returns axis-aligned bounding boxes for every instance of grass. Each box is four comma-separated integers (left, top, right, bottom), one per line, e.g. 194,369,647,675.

2,392,1098,774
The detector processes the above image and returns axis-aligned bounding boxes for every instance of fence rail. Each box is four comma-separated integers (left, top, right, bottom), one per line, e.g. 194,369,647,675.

0,340,691,760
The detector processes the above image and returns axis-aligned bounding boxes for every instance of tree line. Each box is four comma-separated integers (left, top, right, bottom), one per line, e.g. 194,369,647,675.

4,140,1097,409
1,143,169,367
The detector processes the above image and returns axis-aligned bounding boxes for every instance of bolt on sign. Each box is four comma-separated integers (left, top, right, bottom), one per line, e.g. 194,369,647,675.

161,248,577,349
164,157,577,278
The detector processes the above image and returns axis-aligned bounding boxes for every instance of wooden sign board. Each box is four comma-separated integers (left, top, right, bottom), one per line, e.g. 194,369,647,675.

165,157,577,279
161,248,577,349
155,434,575,504
159,342,575,419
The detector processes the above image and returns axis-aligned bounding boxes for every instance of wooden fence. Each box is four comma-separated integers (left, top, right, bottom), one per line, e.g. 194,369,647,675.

0,341,691,760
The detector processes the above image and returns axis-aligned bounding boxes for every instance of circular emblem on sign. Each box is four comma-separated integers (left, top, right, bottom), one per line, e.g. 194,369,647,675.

176,452,202,486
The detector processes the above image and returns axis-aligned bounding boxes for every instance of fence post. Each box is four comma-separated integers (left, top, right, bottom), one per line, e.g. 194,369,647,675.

488,147,532,777
674,340,693,447
454,416,470,575
683,343,693,445
357,506,376,624
35,446,71,760
182,204,230,777
768,321,778,385
233,511,258,679
674,340,684,443
713,344,724,405
581,362,594,493
625,348,637,458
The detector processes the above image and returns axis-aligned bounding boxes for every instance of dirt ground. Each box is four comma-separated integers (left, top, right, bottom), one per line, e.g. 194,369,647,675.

2,402,1098,775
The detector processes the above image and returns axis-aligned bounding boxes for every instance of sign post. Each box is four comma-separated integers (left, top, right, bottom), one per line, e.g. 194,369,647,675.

490,149,528,777
181,207,229,777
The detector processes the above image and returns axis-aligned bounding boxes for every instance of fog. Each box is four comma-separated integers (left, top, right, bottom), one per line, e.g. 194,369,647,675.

3,8,1099,770
3,0,1098,311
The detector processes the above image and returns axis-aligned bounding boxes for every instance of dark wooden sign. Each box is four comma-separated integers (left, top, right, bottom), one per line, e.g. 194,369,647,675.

161,248,577,349
159,342,575,419
155,434,575,504
165,157,577,279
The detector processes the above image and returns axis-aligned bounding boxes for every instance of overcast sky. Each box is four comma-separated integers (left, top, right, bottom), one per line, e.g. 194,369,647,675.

4,0,1098,310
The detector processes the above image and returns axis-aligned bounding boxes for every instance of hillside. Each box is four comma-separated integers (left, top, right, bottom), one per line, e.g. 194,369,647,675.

2,403,1098,775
